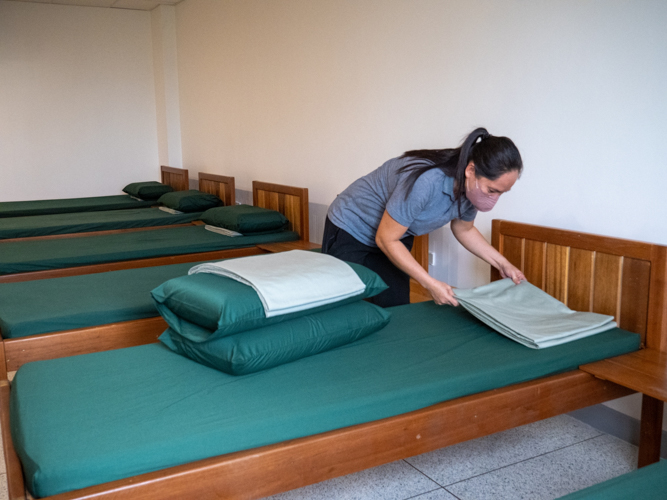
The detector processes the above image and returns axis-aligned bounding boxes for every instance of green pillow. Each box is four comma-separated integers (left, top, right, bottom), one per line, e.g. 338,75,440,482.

157,190,223,213
151,261,388,341
201,205,288,234
122,181,173,200
159,300,391,375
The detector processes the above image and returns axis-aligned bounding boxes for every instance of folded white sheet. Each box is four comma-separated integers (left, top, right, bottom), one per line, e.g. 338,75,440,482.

204,224,242,237
189,250,367,317
158,206,183,214
454,279,617,348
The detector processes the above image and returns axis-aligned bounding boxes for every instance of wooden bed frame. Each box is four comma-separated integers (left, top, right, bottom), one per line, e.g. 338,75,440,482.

0,167,199,244
0,180,308,284
1,219,664,500
0,181,310,375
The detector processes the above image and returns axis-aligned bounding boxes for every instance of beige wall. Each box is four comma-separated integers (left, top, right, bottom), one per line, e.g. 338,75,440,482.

175,0,667,280
0,1,160,200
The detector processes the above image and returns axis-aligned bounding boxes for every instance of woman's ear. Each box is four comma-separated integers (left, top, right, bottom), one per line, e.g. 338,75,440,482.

464,162,476,180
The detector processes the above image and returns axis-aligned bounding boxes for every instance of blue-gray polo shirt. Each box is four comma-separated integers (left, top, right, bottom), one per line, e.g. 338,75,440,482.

328,156,477,247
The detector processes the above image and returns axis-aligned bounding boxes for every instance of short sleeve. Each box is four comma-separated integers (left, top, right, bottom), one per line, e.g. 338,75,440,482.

385,172,435,227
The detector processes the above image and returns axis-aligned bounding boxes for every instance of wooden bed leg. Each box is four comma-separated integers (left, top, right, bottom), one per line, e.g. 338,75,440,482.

1,382,26,499
638,394,663,467
0,342,8,382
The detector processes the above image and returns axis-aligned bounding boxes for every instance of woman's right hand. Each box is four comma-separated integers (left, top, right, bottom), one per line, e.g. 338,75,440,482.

424,278,459,306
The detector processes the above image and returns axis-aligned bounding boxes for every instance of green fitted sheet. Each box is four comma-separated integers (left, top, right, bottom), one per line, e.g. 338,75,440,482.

0,226,298,275
0,195,154,218
0,261,211,338
10,302,640,498
0,208,203,240
558,460,667,499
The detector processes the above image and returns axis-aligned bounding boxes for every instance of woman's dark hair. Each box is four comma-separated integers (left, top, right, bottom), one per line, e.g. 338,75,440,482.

399,128,522,212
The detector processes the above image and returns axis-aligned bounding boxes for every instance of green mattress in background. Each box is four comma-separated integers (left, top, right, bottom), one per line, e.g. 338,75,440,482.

10,301,640,498
0,261,210,338
0,208,204,240
0,195,154,218
0,225,298,275
558,460,667,499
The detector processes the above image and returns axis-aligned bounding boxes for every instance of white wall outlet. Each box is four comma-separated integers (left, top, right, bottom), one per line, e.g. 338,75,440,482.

428,252,435,266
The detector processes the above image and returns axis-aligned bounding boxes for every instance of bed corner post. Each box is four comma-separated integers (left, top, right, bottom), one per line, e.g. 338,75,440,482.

646,244,667,352
0,381,26,500
490,219,502,282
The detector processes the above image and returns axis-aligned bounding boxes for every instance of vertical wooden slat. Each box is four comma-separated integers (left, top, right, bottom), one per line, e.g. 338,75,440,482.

620,258,651,339
545,244,569,303
592,252,623,319
411,235,429,272
567,248,595,311
524,239,545,289
284,194,302,237
503,236,524,271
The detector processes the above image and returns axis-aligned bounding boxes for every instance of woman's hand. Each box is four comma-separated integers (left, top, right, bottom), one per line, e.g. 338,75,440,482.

497,261,526,284
424,278,459,306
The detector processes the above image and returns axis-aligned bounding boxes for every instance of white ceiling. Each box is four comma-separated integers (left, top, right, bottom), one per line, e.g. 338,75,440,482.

5,0,182,11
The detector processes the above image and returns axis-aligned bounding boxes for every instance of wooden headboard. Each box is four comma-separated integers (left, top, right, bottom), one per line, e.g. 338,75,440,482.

253,181,309,242
160,166,190,191
492,220,667,350
198,173,236,206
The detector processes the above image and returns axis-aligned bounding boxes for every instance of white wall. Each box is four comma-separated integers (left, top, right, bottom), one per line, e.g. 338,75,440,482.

174,0,667,423
0,1,160,201
151,4,183,169
174,0,666,264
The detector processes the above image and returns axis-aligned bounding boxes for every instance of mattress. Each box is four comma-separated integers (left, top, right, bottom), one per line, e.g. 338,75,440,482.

0,195,154,218
10,301,640,497
558,460,667,499
0,208,204,240
0,225,299,275
0,261,207,338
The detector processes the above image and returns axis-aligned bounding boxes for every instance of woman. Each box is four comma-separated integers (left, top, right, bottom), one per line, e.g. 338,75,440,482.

322,127,525,308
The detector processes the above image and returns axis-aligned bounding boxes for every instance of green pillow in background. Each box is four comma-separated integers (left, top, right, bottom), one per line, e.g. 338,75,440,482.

157,190,223,213
159,300,391,375
122,181,174,200
151,261,388,340
201,204,288,234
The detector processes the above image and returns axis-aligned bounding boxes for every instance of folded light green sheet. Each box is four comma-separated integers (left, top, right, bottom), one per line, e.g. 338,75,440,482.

0,195,154,218
0,226,298,275
558,460,667,499
0,208,204,240
455,279,617,348
0,261,211,338
10,302,640,498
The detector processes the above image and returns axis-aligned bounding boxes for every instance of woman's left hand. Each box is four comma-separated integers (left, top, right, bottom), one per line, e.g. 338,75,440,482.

498,261,526,285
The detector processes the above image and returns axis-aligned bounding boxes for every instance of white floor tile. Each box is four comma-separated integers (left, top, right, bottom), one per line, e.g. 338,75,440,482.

265,460,440,500
445,434,637,500
0,474,7,500
406,415,602,486
408,488,458,500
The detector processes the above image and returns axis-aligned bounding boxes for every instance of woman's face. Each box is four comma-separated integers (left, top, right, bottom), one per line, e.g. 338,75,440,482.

465,162,519,196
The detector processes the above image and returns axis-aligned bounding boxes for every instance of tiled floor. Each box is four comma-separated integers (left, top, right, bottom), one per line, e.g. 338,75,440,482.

0,414,637,500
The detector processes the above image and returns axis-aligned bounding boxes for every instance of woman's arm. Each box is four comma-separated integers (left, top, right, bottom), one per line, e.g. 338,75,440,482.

376,211,460,306
450,218,525,283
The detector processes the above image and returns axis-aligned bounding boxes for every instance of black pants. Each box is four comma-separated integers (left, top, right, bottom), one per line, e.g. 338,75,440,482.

321,218,414,308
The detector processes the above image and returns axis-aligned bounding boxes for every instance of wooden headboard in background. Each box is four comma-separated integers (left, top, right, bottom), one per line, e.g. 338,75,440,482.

253,181,309,242
198,173,236,206
491,220,667,350
160,166,190,191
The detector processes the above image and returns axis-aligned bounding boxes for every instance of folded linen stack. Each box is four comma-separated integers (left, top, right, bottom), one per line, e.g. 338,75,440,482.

152,251,391,374
454,279,617,349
